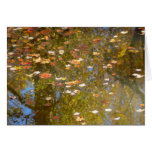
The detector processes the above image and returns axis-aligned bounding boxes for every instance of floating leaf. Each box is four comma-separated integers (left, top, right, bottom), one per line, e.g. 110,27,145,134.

105,108,112,112
139,104,144,108
107,64,112,68
136,109,144,112
71,59,80,65
136,69,142,72
114,117,120,120
109,92,114,95
75,116,85,122
40,29,52,35
53,116,59,120
111,60,117,64
65,90,71,93
93,38,101,43
101,100,109,104
48,51,55,55
40,73,52,79
132,73,144,78
91,110,99,114
79,83,86,87
93,52,100,56
112,73,116,76
45,97,52,100
33,71,40,75
121,31,128,34
41,59,50,64
128,49,139,53
74,112,80,116
57,46,63,50
59,50,64,55
56,83,63,86
109,39,115,42
93,94,99,97
23,66,31,69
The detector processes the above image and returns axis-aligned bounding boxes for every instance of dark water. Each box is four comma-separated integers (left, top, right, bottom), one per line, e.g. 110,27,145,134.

7,27,145,125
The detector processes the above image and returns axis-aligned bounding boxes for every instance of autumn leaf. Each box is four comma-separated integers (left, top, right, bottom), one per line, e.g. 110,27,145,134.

40,73,52,79
40,29,52,35
50,62,56,66
139,104,144,108
109,39,115,42
93,52,100,56
53,116,59,120
57,46,63,50
64,30,75,36
71,59,80,65
93,94,99,97
111,73,116,76
93,38,101,43
22,66,31,69
101,100,109,104
128,49,139,53
56,83,63,86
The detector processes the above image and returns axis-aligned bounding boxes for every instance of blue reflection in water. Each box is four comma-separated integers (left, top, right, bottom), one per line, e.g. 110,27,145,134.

7,82,35,125
56,91,60,100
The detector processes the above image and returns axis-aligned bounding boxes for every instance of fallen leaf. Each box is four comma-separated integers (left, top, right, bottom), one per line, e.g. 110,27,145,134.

114,117,120,120
128,49,139,53
93,52,100,56
112,73,116,76
23,66,31,69
74,112,80,116
93,38,101,43
136,109,144,112
40,29,52,35
40,73,52,79
79,83,86,87
105,108,112,112
109,39,115,42
53,116,59,119
45,97,52,100
121,31,128,34
139,104,144,108
57,46,63,50
93,94,99,97
59,50,64,55
91,110,99,114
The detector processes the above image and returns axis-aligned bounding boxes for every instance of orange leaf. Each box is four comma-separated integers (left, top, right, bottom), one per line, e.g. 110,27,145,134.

40,73,52,79
57,46,63,50
93,94,99,97
139,104,144,108
23,66,31,69
40,29,52,35
50,62,56,66
112,73,116,76
66,67,71,70
93,38,101,43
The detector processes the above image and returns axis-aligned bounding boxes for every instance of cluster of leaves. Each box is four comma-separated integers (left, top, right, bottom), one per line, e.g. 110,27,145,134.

7,27,145,125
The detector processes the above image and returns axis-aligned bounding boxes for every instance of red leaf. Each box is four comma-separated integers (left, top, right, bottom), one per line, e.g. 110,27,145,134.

53,116,59,120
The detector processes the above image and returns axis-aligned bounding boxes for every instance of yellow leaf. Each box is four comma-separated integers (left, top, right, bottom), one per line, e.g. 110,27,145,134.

109,39,115,42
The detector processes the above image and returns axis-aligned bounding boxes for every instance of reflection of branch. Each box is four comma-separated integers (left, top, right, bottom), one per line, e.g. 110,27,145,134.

7,84,35,110
108,70,144,101
7,84,23,102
